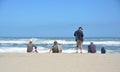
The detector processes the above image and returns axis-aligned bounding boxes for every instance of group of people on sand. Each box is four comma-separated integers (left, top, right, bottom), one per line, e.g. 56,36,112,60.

87,42,106,54
27,27,106,54
74,27,106,54
27,40,62,53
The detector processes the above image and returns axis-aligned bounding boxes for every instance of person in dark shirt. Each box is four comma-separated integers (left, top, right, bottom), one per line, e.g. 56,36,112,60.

88,42,96,53
101,46,106,54
74,27,84,53
27,41,38,53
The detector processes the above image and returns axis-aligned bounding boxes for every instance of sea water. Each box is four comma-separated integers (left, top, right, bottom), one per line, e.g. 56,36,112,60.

0,37,120,53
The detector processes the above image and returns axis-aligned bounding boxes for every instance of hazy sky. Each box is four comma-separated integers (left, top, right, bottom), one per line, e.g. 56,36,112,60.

0,0,120,37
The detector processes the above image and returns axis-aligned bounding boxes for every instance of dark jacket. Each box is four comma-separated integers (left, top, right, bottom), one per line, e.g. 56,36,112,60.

88,44,96,53
101,47,106,54
74,30,84,41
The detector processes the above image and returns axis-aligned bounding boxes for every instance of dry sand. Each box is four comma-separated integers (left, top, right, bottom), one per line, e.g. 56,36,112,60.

0,53,120,72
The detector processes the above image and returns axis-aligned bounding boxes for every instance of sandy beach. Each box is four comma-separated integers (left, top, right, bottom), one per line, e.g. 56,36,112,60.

0,53,120,72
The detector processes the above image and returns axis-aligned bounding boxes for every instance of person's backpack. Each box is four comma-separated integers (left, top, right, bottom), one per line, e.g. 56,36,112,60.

101,47,106,54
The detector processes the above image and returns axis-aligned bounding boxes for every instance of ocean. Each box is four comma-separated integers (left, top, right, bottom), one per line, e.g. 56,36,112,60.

0,37,120,54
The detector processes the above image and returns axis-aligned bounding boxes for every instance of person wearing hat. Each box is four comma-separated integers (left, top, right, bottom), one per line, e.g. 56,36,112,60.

49,41,62,53
88,42,96,53
27,40,38,53
74,27,84,53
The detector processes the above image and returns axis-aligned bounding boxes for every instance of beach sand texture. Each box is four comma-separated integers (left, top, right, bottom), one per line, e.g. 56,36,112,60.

0,53,120,72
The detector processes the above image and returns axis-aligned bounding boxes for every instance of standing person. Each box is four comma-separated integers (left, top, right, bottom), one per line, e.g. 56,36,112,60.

74,27,84,53
49,41,62,53
27,40,38,53
88,42,96,53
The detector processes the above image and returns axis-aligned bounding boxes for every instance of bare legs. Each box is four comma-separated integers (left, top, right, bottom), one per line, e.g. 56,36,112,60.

80,43,83,53
76,40,83,53
76,45,79,53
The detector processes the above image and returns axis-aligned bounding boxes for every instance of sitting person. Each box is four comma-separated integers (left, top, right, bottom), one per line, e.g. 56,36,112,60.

88,42,96,53
49,41,62,53
101,46,106,54
27,40,38,53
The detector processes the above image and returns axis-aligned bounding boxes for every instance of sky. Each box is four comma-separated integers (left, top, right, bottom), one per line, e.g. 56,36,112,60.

0,0,120,37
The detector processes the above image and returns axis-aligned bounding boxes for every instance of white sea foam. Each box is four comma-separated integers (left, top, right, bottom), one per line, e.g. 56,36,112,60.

40,40,75,44
0,47,118,54
84,41,120,46
0,47,86,53
0,38,120,46
39,40,120,45
0,37,120,53
0,40,28,44
0,47,26,53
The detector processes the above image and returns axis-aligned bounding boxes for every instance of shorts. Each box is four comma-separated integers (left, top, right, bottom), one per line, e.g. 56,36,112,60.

76,40,83,47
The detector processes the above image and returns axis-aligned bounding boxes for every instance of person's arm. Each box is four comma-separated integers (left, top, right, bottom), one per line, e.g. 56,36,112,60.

34,46,38,53
59,48,62,53
58,45,62,53
49,48,52,53
74,31,77,36
88,45,90,53
33,45,38,53
81,31,84,37
58,47,60,53
74,31,78,41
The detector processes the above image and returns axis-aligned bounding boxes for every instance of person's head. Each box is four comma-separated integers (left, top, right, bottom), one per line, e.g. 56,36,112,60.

29,40,32,44
101,46,105,49
90,42,93,44
101,46,106,54
53,41,58,45
79,27,83,30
